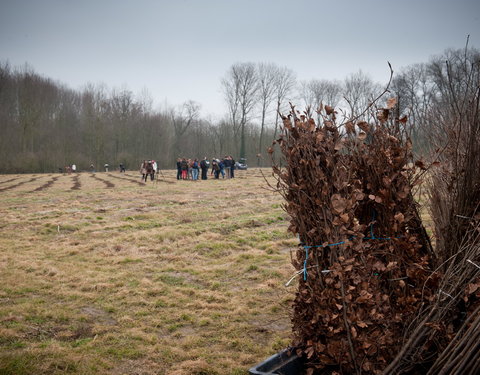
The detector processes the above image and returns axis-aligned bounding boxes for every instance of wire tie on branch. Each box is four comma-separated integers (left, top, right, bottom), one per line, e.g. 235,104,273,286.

302,241,346,281
303,240,346,250
298,206,402,282
370,209,376,239
363,212,403,240
302,235,400,251
303,247,309,281
300,232,402,281
364,235,403,240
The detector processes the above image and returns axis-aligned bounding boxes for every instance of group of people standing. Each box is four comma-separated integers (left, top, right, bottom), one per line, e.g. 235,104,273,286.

176,156,235,180
56,157,239,183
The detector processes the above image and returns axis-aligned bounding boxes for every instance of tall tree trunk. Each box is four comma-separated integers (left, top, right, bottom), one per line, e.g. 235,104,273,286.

240,121,246,160
258,104,266,167
273,101,280,139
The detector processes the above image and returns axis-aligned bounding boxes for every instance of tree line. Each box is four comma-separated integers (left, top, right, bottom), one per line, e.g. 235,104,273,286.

0,46,478,173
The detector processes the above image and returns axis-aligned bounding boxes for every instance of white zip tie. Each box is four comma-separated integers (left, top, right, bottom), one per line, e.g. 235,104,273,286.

285,270,302,287
467,259,480,270
285,268,331,287
439,290,454,299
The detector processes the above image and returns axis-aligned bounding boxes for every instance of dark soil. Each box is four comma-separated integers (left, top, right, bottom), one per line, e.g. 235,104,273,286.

106,173,145,186
90,174,115,188
33,177,59,192
0,177,39,192
71,175,81,190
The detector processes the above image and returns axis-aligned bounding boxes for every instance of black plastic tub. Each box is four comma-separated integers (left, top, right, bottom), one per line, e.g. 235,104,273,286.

249,348,303,375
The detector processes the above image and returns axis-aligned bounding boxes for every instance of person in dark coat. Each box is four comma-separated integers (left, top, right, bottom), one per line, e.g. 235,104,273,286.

176,158,182,180
230,156,235,178
211,159,220,179
140,160,147,181
145,160,154,182
148,160,155,181
200,157,209,180
219,159,225,178
223,156,231,178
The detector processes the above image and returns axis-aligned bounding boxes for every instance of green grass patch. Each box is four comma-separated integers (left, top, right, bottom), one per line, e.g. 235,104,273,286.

118,258,143,264
0,353,38,375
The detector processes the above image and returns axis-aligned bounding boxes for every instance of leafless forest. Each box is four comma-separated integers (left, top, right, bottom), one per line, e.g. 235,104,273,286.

1,47,477,173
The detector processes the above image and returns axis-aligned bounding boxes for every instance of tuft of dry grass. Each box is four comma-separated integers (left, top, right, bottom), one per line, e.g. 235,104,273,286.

0,169,296,375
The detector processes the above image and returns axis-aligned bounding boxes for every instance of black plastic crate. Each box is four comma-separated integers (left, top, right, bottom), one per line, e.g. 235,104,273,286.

249,348,303,375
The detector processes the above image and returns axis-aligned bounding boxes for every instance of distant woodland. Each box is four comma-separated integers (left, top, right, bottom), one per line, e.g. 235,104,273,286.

0,47,478,173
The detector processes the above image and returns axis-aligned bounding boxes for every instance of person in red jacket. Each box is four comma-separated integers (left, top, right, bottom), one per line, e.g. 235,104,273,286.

180,158,188,180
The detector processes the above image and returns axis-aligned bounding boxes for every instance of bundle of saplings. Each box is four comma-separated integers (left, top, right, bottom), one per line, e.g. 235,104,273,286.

270,99,437,374
270,50,479,374
385,48,480,375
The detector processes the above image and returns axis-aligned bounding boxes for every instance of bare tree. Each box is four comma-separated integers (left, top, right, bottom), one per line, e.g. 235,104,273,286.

342,70,381,120
16,65,45,154
273,66,296,139
257,63,278,166
171,100,200,158
110,88,137,161
222,62,258,159
222,73,240,139
300,78,342,124
81,83,110,168
6,49,478,174
391,63,434,151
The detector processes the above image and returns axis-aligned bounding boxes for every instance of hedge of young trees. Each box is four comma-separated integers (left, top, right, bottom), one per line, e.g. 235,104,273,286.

0,47,478,173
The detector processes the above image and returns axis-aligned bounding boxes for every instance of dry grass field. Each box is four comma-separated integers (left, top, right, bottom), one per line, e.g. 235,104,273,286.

0,169,298,375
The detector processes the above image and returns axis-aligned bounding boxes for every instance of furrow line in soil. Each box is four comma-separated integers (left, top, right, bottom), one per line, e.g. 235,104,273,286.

33,177,59,192
71,175,81,190
106,173,145,186
89,174,115,188
0,177,39,192
0,177,19,185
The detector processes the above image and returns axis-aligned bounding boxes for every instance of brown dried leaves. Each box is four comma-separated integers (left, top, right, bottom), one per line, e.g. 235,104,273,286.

271,103,435,374
331,194,347,214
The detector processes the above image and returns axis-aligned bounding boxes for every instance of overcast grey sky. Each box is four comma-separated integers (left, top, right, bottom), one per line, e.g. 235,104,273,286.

1,0,479,119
